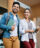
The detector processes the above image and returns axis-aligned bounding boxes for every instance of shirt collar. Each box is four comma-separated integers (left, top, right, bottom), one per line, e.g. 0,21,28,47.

24,18,32,23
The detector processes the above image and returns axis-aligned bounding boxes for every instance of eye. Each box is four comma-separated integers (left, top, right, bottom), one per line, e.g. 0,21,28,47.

17,7,19,8
13,6,16,8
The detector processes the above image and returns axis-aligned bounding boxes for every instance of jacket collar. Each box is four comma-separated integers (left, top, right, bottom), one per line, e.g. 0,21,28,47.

9,12,18,17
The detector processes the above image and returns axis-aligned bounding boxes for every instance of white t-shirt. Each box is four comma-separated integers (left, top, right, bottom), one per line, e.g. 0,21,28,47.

10,15,18,37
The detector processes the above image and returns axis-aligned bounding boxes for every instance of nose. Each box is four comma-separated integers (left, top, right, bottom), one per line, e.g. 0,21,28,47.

14,7,17,10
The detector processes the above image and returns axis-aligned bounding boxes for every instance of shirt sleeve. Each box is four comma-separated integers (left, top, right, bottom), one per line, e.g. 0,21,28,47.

19,20,25,35
32,22,36,32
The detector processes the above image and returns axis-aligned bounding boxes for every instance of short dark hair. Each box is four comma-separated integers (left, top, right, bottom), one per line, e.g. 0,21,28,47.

12,2,20,8
24,8,32,13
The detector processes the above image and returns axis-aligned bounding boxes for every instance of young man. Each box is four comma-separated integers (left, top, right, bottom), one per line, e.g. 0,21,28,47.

0,2,20,48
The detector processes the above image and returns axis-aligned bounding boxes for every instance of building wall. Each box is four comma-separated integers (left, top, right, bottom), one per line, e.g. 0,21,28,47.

31,4,40,18
0,0,8,9
8,0,14,12
31,4,40,48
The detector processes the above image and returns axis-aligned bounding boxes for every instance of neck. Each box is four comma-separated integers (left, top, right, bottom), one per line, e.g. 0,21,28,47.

13,13,16,16
25,18,30,22
11,11,17,16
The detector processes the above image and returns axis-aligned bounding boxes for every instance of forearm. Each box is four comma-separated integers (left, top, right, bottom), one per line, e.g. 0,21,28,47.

0,24,12,31
25,30,34,33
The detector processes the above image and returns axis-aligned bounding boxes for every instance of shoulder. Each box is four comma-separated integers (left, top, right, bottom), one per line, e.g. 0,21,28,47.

3,12,8,16
20,19,25,22
20,19,25,24
2,12,8,18
30,20,36,26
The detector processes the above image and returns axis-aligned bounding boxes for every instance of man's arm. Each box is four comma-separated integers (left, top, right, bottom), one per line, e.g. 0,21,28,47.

0,13,15,31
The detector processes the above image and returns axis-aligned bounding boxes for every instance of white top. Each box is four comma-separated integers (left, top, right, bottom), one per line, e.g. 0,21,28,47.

19,19,37,43
10,15,18,37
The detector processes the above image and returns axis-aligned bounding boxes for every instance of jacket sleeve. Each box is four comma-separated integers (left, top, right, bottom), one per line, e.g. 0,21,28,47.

0,13,12,31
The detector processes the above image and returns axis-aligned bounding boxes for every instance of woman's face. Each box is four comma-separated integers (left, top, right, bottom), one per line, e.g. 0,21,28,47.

24,10,31,18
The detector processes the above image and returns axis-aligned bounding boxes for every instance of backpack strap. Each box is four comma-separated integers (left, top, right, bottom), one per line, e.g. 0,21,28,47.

6,13,10,25
16,15,20,40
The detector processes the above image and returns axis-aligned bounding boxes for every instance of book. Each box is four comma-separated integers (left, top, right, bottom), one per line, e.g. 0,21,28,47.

7,19,15,26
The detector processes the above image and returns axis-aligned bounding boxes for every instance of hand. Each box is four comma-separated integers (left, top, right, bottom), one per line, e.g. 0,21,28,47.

36,26,40,32
25,30,30,33
11,25,15,31
36,28,40,32
29,30,34,32
0,29,3,34
25,30,34,33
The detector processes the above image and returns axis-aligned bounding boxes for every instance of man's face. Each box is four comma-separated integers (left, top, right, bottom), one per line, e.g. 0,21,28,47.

12,4,20,14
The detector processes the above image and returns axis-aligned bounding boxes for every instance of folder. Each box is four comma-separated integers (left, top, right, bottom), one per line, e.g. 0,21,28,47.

7,19,15,26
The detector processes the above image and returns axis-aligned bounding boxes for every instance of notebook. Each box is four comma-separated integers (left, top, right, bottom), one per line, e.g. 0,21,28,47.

7,19,15,26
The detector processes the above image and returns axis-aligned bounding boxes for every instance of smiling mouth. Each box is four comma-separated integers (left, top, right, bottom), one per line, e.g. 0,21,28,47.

25,14,29,16
14,9,18,12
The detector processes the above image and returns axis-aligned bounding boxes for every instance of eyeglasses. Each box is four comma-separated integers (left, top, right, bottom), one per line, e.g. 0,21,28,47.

24,12,30,13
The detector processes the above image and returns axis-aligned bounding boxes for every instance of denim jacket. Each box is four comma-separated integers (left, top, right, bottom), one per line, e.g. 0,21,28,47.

0,12,20,38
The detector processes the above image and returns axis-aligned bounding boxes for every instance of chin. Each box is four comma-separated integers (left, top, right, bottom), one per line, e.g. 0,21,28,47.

26,16,28,18
14,11,17,12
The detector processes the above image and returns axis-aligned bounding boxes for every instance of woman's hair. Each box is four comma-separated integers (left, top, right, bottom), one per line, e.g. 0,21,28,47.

24,8,32,13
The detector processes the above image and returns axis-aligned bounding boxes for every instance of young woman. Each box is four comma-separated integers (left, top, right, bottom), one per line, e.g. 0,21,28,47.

19,8,37,48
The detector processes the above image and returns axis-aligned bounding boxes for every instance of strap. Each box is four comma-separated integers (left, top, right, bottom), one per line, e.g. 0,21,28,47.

6,13,10,25
16,15,20,40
